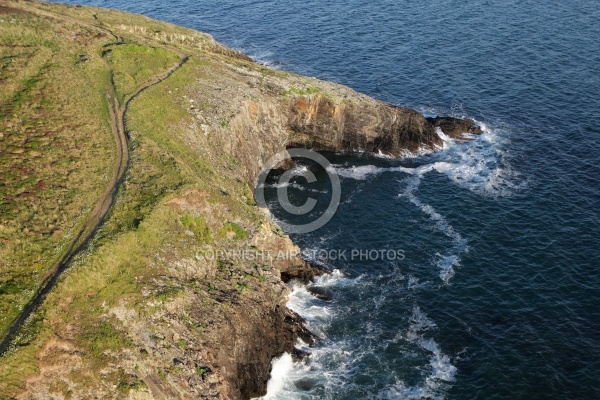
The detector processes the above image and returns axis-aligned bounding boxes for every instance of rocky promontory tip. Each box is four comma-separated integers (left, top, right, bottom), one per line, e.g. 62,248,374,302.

230,88,482,187
427,116,483,137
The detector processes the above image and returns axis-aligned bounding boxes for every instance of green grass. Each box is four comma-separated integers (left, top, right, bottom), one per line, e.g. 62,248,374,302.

218,222,248,241
82,319,133,357
0,6,115,341
282,85,321,96
180,214,212,243
105,43,181,103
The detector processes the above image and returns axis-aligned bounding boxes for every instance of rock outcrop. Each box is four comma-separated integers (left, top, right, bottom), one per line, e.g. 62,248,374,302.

222,74,481,187
287,95,439,155
427,116,482,137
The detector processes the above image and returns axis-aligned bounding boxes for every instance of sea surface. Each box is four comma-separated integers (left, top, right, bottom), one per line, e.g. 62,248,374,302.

54,0,600,398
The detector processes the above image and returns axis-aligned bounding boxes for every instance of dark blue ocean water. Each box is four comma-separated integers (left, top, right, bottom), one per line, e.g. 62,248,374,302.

55,0,600,398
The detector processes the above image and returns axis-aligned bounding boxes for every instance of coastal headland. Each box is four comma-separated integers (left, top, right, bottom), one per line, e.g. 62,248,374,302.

0,1,478,398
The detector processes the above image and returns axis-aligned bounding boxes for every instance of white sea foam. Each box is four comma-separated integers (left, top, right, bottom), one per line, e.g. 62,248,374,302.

265,180,327,193
407,275,428,290
260,279,457,400
256,270,355,400
398,174,466,283
396,120,525,282
258,120,522,398
436,254,459,283
419,204,464,246
405,306,437,340
258,353,295,400
247,49,281,68
263,165,327,193
375,149,395,159
435,127,452,146
401,121,523,197
379,307,457,399
433,122,524,197
286,282,334,336
285,270,349,337
333,164,413,180
316,268,353,287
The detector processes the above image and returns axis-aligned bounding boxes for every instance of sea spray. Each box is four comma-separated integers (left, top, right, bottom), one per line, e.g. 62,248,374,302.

259,353,295,400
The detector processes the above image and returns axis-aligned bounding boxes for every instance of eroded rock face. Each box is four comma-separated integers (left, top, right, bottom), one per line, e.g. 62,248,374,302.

288,95,442,156
280,260,329,284
192,287,312,399
229,91,481,188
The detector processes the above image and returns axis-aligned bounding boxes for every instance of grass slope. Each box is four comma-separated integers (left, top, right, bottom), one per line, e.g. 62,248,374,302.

0,1,289,397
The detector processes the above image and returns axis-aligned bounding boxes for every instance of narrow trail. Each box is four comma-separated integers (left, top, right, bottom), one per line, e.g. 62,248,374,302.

0,8,189,355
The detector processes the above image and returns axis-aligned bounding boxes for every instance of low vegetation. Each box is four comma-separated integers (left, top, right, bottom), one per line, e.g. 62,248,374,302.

105,43,181,103
0,4,114,342
282,85,321,96
0,1,293,397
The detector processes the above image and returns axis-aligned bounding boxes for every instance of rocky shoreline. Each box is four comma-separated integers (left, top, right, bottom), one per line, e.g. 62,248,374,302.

221,82,481,399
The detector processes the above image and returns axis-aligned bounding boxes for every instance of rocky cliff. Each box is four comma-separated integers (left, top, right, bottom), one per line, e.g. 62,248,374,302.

201,63,480,188
0,2,479,399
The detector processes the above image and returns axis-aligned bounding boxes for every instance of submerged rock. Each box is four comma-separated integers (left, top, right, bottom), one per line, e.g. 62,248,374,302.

291,347,311,362
306,285,333,301
294,378,319,391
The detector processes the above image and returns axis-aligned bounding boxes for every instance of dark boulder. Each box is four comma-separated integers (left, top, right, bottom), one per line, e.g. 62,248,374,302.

306,285,333,301
427,116,483,138
280,260,329,284
291,347,311,362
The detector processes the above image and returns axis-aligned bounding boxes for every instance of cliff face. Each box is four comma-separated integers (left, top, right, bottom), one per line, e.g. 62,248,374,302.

0,2,479,400
215,69,480,187
287,95,438,155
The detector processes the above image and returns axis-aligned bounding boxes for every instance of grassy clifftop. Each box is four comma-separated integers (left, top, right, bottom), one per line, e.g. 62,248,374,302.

0,2,308,398
1,2,114,338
